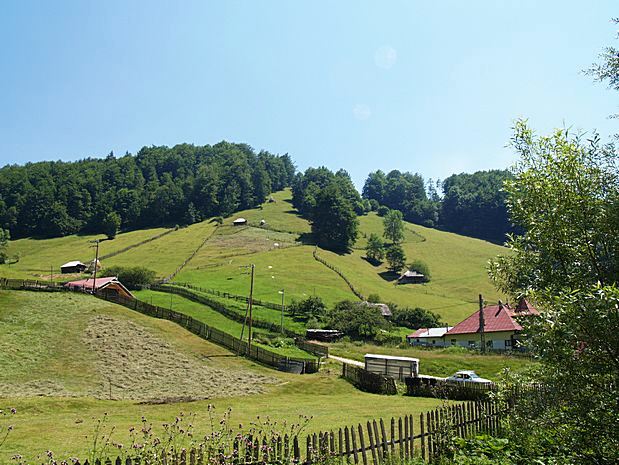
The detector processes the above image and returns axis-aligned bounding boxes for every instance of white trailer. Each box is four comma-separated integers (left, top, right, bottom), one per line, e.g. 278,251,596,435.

364,354,420,381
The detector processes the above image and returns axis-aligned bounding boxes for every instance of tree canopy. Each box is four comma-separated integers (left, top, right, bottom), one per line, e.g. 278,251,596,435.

0,142,295,239
489,120,619,464
292,167,360,251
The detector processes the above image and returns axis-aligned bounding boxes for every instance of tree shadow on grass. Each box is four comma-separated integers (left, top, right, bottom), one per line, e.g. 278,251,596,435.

378,271,400,282
361,256,382,267
297,233,316,245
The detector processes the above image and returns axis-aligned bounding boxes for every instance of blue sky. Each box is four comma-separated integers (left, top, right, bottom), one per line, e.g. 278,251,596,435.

1,1,616,189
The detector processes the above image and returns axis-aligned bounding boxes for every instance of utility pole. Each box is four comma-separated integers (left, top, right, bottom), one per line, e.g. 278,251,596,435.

479,294,486,353
247,264,255,355
279,289,285,334
89,239,100,295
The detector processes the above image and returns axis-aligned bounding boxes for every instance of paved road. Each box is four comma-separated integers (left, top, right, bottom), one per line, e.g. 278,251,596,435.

328,354,364,367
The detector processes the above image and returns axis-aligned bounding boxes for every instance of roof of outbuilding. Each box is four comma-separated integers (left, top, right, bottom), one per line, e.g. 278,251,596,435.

65,277,118,289
362,302,392,317
408,327,453,339
446,304,522,335
61,261,86,268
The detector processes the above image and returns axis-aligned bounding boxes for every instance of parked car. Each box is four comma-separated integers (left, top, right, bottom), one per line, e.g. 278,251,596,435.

445,370,493,384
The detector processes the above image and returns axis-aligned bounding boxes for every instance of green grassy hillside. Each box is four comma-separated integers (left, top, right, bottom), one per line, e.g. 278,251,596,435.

1,188,507,324
0,227,171,279
0,290,447,461
174,189,506,324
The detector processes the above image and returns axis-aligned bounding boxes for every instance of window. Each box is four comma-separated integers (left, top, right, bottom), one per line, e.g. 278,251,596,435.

505,339,512,348
486,340,493,348
432,340,435,345
451,339,457,345
468,341,476,347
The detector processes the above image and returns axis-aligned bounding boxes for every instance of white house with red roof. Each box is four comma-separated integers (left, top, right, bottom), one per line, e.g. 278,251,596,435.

444,298,539,351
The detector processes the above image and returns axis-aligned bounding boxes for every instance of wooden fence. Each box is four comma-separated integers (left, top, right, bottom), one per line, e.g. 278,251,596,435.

96,290,321,373
160,226,219,283
171,281,285,312
151,284,329,358
405,376,497,401
65,399,507,465
312,247,365,301
342,363,397,395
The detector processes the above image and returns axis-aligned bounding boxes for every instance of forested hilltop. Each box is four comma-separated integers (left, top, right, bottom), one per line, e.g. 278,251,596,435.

362,169,514,244
0,142,295,239
0,141,514,245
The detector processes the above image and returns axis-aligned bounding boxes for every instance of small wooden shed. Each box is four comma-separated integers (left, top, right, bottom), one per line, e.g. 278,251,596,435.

60,261,87,274
397,270,425,284
233,218,247,226
364,354,420,381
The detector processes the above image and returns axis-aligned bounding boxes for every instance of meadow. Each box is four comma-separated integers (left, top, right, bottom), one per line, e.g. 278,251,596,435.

0,290,445,462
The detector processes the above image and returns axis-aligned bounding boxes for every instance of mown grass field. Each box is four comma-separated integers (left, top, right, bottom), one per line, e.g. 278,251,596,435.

0,290,446,463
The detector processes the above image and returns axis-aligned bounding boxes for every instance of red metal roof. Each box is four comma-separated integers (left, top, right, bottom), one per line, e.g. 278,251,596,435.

507,298,540,317
446,304,522,335
65,277,118,290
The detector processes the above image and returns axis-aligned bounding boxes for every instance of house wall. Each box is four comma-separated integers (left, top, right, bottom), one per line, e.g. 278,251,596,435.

445,331,517,351
407,336,448,347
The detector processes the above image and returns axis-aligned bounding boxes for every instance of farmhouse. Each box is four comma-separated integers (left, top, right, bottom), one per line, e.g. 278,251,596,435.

60,261,87,274
445,299,539,351
364,354,419,381
407,326,453,347
397,270,425,284
64,276,134,299
232,217,247,226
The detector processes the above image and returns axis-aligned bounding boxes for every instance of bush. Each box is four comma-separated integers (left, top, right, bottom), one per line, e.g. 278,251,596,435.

288,296,326,322
101,266,157,290
377,205,390,217
390,305,443,329
408,259,431,281
326,300,390,340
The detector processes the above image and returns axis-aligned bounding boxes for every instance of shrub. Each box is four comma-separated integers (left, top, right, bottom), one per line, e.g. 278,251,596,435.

376,205,390,217
326,300,390,340
101,266,157,290
390,305,443,329
288,296,326,322
408,259,431,281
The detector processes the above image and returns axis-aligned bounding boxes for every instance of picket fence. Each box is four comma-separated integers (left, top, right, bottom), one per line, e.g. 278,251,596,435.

64,399,507,465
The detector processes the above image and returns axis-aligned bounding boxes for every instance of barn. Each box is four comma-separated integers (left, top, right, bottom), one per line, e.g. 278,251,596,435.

64,277,134,299
397,270,425,284
364,354,419,381
60,261,87,274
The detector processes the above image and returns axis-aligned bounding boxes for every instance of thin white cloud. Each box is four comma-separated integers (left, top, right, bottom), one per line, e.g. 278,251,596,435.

374,46,397,69
353,104,371,120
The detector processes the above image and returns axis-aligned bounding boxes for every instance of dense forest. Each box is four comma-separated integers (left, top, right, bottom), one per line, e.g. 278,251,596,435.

0,140,515,245
0,142,295,239
362,169,514,243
